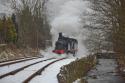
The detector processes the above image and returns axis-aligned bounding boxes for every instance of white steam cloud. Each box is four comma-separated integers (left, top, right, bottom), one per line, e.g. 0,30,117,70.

46,0,90,57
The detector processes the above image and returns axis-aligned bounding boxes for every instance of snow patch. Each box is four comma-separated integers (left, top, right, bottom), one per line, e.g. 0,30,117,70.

73,79,81,83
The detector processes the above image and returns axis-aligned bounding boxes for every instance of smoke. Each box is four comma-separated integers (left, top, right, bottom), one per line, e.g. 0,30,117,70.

0,0,90,57
46,0,90,57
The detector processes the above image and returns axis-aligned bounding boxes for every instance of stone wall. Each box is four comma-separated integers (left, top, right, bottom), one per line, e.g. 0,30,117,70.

57,55,96,83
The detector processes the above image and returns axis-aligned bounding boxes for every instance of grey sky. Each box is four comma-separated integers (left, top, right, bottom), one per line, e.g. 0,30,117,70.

0,0,12,14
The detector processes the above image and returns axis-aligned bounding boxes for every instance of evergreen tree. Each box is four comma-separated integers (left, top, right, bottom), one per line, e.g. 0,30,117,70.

6,18,17,43
0,16,17,44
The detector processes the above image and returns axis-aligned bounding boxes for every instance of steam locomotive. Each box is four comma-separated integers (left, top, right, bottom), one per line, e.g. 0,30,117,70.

53,33,78,56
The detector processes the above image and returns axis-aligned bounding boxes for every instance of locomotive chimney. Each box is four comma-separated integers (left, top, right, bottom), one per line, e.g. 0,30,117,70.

58,32,62,39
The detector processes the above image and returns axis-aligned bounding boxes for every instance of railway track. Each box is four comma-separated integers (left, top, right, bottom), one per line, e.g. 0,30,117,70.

23,58,66,83
0,56,42,63
0,56,42,67
0,57,67,83
0,58,55,79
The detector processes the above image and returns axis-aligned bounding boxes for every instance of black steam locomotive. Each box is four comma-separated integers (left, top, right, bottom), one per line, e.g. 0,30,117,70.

53,33,78,56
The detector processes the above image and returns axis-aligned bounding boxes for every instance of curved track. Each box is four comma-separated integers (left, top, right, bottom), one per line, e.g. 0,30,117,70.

23,58,66,83
0,57,67,83
0,58,54,79
0,56,42,67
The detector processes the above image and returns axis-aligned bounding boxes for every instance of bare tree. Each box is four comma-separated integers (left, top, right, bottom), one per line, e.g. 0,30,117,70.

87,0,125,55
11,0,51,49
83,0,113,54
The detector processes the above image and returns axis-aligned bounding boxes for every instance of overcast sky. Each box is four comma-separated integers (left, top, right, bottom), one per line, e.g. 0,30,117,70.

0,0,13,14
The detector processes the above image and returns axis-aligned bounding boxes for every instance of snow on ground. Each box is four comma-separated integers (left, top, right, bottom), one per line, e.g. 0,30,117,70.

30,59,75,83
0,59,57,83
73,79,81,83
0,47,77,83
0,58,75,83
0,57,47,75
